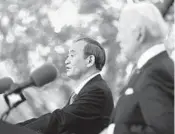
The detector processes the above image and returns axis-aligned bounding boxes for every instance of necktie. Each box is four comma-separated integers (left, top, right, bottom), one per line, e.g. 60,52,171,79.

69,92,77,104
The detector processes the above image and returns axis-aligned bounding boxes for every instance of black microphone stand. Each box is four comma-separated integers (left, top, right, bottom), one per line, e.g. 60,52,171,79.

1,92,26,121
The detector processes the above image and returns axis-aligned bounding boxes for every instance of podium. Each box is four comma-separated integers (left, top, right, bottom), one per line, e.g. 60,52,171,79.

0,120,38,134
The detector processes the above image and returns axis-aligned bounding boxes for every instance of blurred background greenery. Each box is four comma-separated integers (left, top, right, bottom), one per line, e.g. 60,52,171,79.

0,0,174,123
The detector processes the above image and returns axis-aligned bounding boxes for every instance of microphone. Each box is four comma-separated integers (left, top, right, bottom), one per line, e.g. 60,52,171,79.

0,77,13,94
5,63,57,95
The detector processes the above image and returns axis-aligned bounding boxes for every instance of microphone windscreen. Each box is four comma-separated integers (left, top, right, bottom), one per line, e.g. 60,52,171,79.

0,77,13,94
30,63,57,87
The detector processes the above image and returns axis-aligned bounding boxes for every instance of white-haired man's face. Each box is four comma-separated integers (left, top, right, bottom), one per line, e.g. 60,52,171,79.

117,11,141,60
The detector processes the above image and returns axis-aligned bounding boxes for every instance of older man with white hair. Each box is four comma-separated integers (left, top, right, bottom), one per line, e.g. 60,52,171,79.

101,2,174,134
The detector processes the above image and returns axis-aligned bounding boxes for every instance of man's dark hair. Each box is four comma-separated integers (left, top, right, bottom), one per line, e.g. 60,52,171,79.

75,37,106,71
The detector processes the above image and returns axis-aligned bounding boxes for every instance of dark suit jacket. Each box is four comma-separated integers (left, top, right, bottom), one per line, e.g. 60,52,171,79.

112,51,174,134
18,75,114,134
0,120,38,134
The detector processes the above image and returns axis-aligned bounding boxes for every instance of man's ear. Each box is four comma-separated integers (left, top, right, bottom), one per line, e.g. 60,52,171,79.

136,26,146,44
86,55,95,67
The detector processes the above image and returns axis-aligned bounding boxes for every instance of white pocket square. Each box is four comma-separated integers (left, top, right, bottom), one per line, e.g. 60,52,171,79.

125,88,134,95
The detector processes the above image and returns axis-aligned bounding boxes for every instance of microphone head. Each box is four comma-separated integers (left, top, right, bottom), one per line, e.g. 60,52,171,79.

30,63,57,87
0,77,13,94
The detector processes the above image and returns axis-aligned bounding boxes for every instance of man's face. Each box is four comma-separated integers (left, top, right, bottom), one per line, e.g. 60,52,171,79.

117,11,140,60
65,41,88,79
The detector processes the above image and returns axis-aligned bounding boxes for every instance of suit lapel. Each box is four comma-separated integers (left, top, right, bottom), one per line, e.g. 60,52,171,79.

120,51,168,96
66,75,103,105
120,71,140,95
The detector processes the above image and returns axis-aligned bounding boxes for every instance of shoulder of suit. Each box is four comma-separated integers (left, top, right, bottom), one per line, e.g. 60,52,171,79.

142,51,173,74
81,78,110,94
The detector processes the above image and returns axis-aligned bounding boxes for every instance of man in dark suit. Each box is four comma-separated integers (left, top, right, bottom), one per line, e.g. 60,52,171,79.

18,37,114,134
100,2,174,134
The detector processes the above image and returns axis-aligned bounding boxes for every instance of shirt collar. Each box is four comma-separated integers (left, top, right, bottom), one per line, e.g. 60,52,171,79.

74,72,100,94
137,44,165,69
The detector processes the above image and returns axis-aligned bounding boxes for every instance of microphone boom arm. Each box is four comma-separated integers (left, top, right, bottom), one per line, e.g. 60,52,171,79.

1,93,26,121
